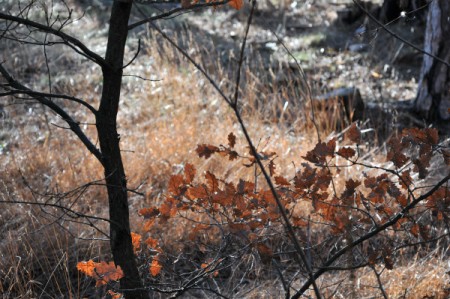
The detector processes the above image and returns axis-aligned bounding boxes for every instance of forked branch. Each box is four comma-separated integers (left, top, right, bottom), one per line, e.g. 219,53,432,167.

0,11,107,68
0,63,103,163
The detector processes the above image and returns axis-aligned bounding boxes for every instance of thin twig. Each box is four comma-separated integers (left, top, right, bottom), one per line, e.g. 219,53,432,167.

370,265,388,299
232,0,255,106
271,30,321,142
292,173,450,298
150,2,322,296
0,11,107,68
0,89,98,114
353,0,450,68
0,63,103,163
123,38,142,69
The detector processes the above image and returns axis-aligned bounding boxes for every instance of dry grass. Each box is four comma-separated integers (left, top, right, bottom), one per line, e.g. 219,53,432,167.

0,1,449,298
314,250,450,299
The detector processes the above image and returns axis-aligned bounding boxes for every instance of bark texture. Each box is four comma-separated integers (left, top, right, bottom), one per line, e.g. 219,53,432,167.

97,1,149,298
415,0,450,121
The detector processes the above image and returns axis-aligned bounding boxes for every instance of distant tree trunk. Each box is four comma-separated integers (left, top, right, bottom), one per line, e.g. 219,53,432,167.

97,1,149,298
415,0,450,121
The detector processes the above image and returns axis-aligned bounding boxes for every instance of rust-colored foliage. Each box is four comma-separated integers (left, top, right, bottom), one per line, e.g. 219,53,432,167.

274,175,290,186
108,290,123,299
150,259,163,277
139,207,160,218
196,144,220,159
426,187,450,220
346,122,361,143
77,260,124,286
131,232,141,253
78,128,447,293
228,0,244,10
184,163,196,184
145,237,159,249
303,139,336,164
337,147,356,159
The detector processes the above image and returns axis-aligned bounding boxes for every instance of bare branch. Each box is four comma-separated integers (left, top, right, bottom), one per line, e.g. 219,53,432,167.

232,0,254,107
123,38,142,69
0,63,103,163
0,11,108,68
292,173,450,298
353,0,450,68
0,89,98,114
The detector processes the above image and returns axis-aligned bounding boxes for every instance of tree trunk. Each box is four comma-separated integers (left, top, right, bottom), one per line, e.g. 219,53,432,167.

97,1,149,298
415,0,450,122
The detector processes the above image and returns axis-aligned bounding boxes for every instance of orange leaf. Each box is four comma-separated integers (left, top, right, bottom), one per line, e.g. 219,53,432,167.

315,168,332,190
294,164,316,190
145,237,159,249
303,139,335,164
77,260,123,286
397,194,408,207
139,207,159,219
229,222,249,233
184,163,196,184
256,243,273,262
410,224,420,238
345,179,361,191
160,199,177,218
213,189,233,206
228,0,244,9
186,185,208,200
108,290,123,299
77,260,96,277
168,174,184,196
347,123,361,143
227,149,239,161
399,170,413,190
150,259,162,277
337,147,356,159
131,232,141,253
274,176,290,186
205,171,219,192
237,179,255,194
196,144,220,159
143,219,155,231
292,216,308,227
94,262,124,286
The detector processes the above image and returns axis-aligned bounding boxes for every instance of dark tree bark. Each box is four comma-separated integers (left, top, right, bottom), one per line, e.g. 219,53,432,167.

415,0,450,122
97,1,149,298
